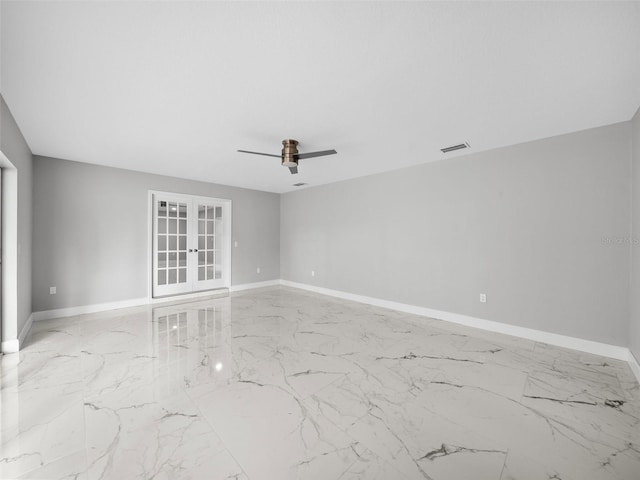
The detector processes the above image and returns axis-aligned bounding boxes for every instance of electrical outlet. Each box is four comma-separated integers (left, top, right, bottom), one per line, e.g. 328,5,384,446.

257,267,261,274
479,293,487,303
50,286,57,295
234,241,238,247
311,270,315,277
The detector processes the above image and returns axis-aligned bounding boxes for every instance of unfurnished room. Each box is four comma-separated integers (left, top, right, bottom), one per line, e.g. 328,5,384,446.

1,1,640,479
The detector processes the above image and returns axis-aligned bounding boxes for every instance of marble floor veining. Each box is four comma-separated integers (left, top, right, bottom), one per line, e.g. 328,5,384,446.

1,286,639,480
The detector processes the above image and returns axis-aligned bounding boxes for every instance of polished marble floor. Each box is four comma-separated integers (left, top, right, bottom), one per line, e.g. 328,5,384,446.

1,286,639,480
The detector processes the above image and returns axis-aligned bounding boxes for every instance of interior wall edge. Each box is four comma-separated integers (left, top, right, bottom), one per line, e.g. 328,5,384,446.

0,94,33,350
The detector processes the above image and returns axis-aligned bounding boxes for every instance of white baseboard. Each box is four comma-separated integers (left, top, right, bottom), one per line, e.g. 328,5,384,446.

19,313,34,346
32,297,149,322
30,280,278,323
22,277,640,384
229,279,281,292
280,280,631,362
1,338,19,353
1,313,34,353
629,351,640,384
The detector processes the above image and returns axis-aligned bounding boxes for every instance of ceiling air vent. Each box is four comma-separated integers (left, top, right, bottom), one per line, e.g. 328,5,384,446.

293,182,307,187
441,142,470,153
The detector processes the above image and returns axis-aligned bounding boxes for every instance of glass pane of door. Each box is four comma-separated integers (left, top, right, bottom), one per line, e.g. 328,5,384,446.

215,206,223,279
157,200,168,286
197,205,215,280
165,201,188,286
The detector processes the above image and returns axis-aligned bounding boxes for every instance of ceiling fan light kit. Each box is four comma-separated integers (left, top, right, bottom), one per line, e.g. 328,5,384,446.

238,139,337,175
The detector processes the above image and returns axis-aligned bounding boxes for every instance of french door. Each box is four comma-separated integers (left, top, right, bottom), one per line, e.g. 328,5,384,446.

152,193,231,298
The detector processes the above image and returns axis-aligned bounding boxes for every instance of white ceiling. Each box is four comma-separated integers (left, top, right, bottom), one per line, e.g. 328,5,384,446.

2,1,639,193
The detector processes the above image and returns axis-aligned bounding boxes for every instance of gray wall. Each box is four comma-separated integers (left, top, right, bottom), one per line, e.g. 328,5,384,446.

631,107,640,361
281,123,632,346
32,156,280,312
0,95,33,343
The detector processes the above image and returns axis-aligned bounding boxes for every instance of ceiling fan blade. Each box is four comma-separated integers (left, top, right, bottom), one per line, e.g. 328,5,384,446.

288,166,298,174
295,149,337,160
237,149,281,158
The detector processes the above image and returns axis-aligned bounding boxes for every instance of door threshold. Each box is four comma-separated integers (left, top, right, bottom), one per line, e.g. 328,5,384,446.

150,288,229,305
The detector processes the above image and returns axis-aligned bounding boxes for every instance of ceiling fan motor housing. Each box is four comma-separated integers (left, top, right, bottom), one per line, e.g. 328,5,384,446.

281,139,299,167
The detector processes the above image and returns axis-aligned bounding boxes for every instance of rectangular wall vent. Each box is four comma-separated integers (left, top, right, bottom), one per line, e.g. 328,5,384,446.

441,142,470,153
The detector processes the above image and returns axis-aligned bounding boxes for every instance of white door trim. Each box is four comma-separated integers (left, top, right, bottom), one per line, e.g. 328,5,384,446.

147,190,232,302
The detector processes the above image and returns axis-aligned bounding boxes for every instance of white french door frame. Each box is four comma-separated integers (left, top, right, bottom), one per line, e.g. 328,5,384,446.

147,190,232,301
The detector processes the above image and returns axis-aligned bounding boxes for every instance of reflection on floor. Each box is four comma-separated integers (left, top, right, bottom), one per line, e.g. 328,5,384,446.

1,286,639,479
